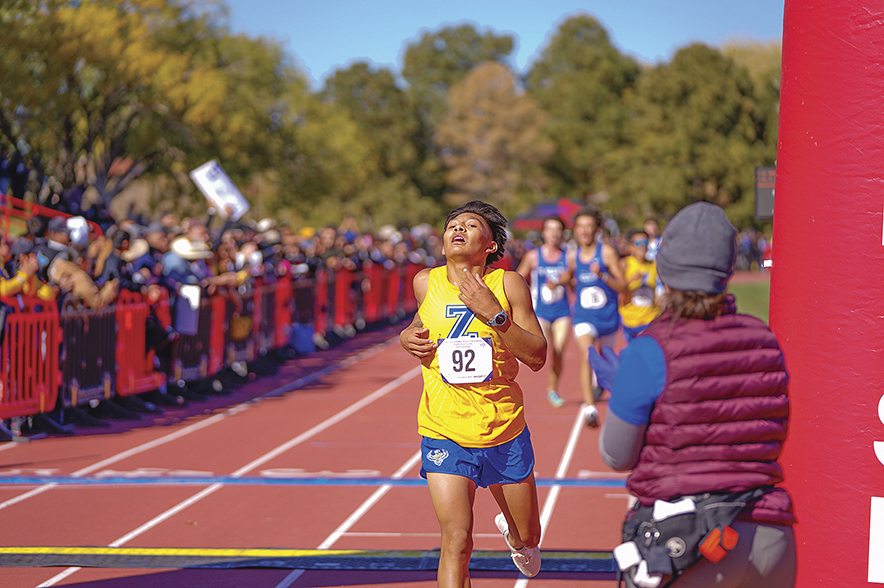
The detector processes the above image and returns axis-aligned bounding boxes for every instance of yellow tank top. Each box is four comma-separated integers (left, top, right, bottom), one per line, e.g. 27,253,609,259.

417,266,525,447
619,256,661,328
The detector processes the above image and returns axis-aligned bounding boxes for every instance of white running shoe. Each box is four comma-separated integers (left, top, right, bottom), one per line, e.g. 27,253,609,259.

584,404,600,428
494,513,541,577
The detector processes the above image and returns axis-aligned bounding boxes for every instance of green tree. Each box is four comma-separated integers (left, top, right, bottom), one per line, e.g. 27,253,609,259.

402,24,515,127
609,44,768,227
321,62,442,228
436,62,553,216
322,63,419,180
0,0,228,206
721,40,781,164
525,15,639,199
402,24,516,202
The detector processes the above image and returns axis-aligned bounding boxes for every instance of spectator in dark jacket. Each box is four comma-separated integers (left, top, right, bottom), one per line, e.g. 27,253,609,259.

591,202,796,588
97,228,139,292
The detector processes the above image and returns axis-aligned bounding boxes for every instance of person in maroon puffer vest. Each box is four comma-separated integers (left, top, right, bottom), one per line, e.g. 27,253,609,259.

590,201,796,588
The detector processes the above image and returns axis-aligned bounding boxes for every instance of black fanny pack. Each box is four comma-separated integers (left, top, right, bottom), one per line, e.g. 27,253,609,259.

615,486,770,588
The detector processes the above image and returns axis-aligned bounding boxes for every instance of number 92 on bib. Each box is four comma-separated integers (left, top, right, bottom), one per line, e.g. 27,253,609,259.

437,337,494,384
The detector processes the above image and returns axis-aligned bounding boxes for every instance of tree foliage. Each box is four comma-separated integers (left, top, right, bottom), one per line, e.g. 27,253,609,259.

0,2,783,231
320,62,441,228
608,43,770,227
0,0,227,205
525,15,640,199
402,24,515,127
436,62,553,216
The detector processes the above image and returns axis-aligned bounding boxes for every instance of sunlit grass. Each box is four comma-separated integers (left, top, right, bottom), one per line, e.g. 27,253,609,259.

730,279,770,323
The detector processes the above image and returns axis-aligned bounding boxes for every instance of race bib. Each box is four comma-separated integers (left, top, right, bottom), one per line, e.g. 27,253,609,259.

541,284,565,304
437,337,493,384
580,286,608,309
632,285,654,307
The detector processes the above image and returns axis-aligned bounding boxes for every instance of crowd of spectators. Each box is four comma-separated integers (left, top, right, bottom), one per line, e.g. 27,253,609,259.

0,200,768,320
0,211,452,316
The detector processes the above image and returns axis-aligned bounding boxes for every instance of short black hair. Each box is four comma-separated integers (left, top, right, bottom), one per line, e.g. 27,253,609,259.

28,215,48,239
574,205,603,229
542,215,565,230
445,200,507,265
112,229,131,250
624,228,648,243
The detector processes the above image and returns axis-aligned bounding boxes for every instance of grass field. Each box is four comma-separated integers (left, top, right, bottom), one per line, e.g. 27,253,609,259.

730,279,771,323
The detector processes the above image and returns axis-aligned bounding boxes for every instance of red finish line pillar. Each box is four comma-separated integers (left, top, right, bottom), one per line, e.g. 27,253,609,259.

773,1,884,585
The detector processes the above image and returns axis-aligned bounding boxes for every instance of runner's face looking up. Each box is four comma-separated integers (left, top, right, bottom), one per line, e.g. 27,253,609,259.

443,212,496,262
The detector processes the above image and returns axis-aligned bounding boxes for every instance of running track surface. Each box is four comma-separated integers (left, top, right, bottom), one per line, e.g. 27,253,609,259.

0,318,633,588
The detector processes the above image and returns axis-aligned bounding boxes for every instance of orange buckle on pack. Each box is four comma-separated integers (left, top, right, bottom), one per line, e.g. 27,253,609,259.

699,524,739,563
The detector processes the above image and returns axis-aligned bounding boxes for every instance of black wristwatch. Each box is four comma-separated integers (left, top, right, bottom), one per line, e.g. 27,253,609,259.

487,309,508,328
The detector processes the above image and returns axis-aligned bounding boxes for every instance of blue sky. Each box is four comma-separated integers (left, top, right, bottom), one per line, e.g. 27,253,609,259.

222,0,784,89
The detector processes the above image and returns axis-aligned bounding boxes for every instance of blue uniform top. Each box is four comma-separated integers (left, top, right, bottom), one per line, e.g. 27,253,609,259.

572,244,620,336
531,247,570,322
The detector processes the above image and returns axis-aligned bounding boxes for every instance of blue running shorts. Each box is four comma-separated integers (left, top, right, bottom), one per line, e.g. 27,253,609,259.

420,427,534,488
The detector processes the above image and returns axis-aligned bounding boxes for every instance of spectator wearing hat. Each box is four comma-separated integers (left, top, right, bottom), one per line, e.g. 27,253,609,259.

42,216,75,263
162,225,240,295
65,216,90,250
123,238,164,303
591,202,796,588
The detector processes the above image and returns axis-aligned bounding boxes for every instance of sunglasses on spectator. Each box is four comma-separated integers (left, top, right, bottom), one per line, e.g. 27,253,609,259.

632,239,648,247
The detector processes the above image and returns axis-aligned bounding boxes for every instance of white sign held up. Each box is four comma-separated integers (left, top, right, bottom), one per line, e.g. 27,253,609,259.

189,160,250,221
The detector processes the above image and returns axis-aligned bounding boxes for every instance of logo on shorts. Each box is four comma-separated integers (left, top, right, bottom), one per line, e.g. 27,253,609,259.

427,449,449,466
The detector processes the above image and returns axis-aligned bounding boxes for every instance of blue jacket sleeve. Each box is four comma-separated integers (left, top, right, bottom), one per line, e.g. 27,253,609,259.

607,336,667,427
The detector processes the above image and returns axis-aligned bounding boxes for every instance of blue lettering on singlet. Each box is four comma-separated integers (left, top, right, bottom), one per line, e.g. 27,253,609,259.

445,305,478,338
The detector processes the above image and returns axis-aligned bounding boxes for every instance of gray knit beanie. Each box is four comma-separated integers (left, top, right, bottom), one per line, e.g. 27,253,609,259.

655,201,736,294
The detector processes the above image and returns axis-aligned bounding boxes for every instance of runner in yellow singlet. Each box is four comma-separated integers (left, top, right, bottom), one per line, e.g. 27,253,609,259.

618,228,662,342
400,201,547,586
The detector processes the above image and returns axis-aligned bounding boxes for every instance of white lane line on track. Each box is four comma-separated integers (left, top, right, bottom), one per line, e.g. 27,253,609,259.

33,363,422,588
2,337,400,513
316,450,422,550
514,404,586,588
1,411,233,512
271,450,423,588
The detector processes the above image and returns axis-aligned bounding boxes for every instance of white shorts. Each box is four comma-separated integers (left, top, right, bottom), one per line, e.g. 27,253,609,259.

573,322,599,339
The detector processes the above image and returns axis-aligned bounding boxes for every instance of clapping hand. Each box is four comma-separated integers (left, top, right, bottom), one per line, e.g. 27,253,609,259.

588,345,620,392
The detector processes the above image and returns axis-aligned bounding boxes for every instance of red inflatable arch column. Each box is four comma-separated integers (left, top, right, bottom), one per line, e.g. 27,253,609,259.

773,1,884,585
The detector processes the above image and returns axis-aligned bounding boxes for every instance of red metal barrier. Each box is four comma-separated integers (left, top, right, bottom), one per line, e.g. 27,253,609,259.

385,265,401,319
0,193,103,241
402,262,421,313
115,291,165,397
208,294,226,376
334,267,356,328
0,301,60,419
363,261,384,323
0,261,425,427
60,304,116,408
224,287,256,367
314,269,329,336
274,275,293,349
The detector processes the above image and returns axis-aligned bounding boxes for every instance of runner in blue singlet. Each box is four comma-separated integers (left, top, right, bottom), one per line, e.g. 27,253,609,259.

555,206,626,427
516,216,571,407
